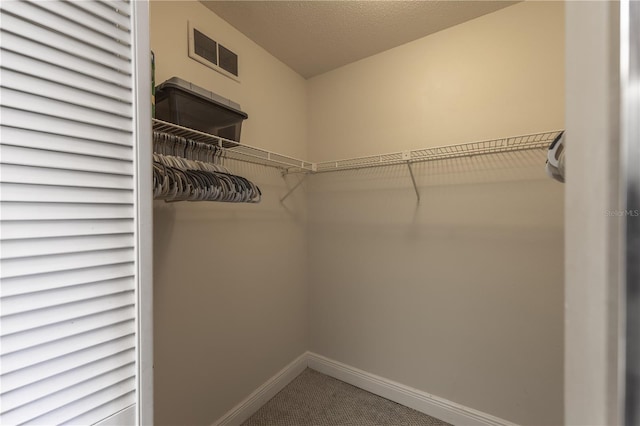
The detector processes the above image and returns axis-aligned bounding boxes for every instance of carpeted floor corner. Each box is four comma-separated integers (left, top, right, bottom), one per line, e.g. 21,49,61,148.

242,368,451,426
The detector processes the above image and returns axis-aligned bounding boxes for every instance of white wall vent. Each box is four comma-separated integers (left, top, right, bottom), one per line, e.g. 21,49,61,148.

188,21,239,81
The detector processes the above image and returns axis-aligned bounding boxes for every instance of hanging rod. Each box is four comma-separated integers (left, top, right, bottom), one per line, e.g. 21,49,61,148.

153,119,314,173
313,130,563,173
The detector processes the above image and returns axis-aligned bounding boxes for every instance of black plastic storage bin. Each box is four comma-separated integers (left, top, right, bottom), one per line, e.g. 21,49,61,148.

155,77,248,145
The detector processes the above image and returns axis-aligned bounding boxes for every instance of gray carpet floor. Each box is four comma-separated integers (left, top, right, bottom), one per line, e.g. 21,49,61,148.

242,368,451,426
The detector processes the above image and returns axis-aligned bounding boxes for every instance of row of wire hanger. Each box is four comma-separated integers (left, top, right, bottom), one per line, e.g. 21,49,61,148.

153,131,261,203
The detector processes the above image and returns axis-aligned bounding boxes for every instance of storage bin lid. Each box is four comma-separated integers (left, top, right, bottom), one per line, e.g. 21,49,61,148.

156,77,248,119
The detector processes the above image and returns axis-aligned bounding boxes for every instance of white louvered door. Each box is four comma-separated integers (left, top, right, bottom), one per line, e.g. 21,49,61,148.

0,1,152,425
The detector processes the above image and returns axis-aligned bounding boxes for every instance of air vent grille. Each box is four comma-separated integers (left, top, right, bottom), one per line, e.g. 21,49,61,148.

218,44,238,76
189,22,239,79
193,29,217,65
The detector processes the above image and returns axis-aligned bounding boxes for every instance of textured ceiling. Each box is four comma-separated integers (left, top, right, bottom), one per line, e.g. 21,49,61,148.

201,1,518,79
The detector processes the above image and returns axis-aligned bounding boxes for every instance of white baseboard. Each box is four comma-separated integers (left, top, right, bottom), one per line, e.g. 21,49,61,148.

212,352,308,426
213,351,517,426
307,352,517,426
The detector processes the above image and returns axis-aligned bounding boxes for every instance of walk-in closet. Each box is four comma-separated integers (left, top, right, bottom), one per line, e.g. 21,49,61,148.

1,1,638,426
151,2,565,425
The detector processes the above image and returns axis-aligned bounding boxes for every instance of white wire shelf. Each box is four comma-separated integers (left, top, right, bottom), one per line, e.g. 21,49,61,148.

153,120,562,176
313,130,563,173
153,119,314,172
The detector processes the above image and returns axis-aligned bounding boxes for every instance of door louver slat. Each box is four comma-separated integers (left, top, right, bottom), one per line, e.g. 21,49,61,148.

2,69,132,117
1,233,135,260
1,32,132,89
0,183,133,205
1,335,136,394
1,164,135,190
72,1,132,29
0,12,131,73
0,144,134,175
0,126,133,160
1,365,136,425
1,305,136,353
0,202,134,221
61,390,136,426
1,49,132,102
1,88,133,131
0,220,135,241
0,108,133,146
0,263,135,299
1,348,135,413
25,0,131,43
0,248,136,279
1,293,135,338
1,1,132,59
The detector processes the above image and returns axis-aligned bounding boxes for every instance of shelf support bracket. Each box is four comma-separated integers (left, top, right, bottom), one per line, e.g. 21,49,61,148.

406,161,420,203
402,151,420,203
280,174,307,203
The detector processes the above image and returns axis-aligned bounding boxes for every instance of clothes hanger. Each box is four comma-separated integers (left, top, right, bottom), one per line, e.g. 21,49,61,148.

153,131,261,203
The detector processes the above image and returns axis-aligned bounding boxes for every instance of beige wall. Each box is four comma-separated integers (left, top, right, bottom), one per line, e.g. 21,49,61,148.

307,2,565,425
307,1,565,162
150,2,308,425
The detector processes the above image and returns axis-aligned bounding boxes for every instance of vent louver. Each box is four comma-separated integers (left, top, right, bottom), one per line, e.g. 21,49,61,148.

189,22,239,79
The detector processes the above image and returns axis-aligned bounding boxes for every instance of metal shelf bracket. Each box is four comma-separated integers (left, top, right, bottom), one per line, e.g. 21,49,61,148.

280,175,307,203
404,152,420,203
